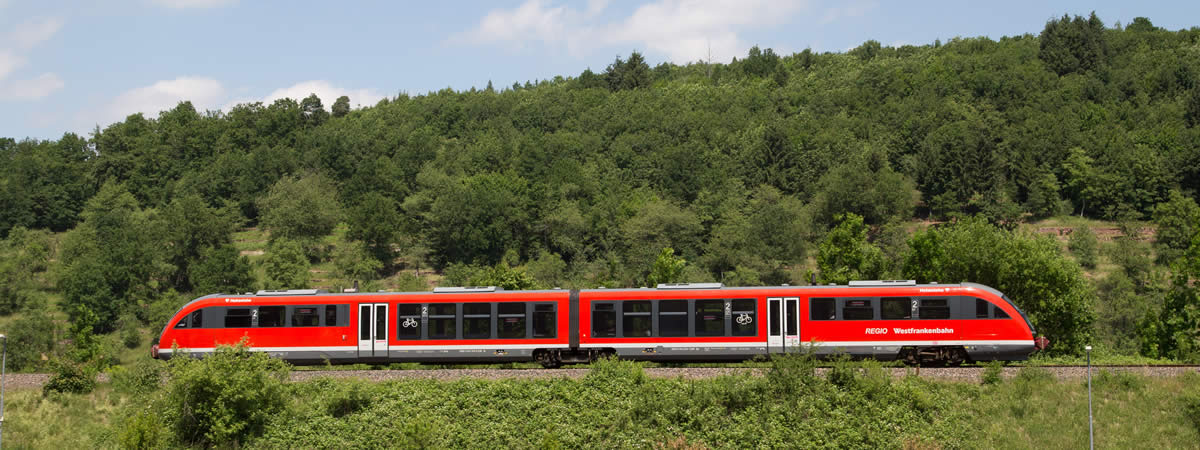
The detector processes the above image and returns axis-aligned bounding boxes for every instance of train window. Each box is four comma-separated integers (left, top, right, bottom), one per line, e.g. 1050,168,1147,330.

976,299,990,319
533,303,556,338
810,298,835,321
785,299,798,335
428,303,457,339
658,300,688,337
463,303,491,339
396,304,421,339
224,308,252,328
592,303,617,338
732,299,756,336
993,305,1010,319
291,306,320,326
770,300,781,336
375,304,386,340
842,299,874,320
919,299,950,319
175,317,188,328
326,306,337,326
498,303,527,338
190,310,203,328
258,306,285,327
622,301,652,337
695,300,725,336
881,297,911,320
359,305,370,337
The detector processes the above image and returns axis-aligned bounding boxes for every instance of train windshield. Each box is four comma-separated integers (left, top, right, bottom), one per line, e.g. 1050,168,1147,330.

1003,295,1035,335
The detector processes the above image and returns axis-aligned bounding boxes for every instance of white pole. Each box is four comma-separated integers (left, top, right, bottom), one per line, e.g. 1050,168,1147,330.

1086,345,1093,450
1,333,7,449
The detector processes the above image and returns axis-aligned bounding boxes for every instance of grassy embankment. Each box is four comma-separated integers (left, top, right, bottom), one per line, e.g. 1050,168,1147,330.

3,357,1198,448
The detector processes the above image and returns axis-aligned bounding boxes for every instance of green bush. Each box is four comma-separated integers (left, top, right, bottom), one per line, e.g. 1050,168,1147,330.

43,359,96,396
6,310,60,372
322,379,376,418
110,358,164,396
1068,226,1099,269
157,340,290,446
585,356,647,386
118,408,166,450
982,361,1004,385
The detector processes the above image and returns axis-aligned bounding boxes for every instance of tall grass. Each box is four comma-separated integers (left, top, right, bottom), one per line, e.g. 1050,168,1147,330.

2,357,1197,448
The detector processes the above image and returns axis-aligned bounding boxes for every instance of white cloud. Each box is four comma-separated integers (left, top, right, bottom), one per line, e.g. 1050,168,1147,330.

98,76,225,125
1,73,63,99
148,0,238,8
0,17,65,99
609,0,811,62
228,80,385,110
459,0,828,63
459,0,882,63
0,50,24,81
7,17,64,51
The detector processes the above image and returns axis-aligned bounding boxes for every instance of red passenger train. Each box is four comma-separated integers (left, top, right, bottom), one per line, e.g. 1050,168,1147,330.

153,280,1046,366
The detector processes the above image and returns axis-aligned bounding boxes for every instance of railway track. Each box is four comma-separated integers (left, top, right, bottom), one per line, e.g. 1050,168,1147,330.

2,365,1197,390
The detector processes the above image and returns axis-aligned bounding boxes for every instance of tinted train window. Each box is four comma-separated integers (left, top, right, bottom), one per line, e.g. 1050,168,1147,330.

592,303,616,338
842,299,874,320
396,304,421,339
919,299,950,319
463,303,491,339
498,302,526,338
732,299,756,336
976,299,990,319
770,300,781,336
785,299,798,335
659,300,688,337
695,300,724,336
533,303,556,338
292,306,320,326
810,298,835,321
428,303,457,339
993,305,1010,319
258,306,285,327
190,310,203,328
622,301,652,337
175,317,188,328
881,297,910,319
324,307,338,328
225,308,252,328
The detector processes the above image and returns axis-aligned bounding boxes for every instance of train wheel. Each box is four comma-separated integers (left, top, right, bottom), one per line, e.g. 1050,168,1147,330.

945,348,966,366
535,350,561,369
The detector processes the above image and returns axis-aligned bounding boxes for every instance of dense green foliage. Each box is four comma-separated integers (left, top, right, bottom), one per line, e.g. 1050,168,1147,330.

152,342,290,446
0,13,1199,359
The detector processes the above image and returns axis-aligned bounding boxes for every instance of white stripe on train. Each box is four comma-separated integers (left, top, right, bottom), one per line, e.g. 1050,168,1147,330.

158,339,1031,354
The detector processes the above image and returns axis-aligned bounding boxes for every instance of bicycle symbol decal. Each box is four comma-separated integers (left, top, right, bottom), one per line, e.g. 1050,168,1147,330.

736,313,752,325
402,317,418,328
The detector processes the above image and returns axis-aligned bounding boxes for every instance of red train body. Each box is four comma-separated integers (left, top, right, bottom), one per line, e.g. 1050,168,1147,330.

153,281,1043,366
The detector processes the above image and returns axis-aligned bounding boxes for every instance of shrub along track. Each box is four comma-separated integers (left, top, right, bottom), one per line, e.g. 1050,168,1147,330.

4,365,1197,389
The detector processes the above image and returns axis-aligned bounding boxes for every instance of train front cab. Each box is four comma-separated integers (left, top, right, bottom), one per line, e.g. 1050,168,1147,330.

792,281,1039,364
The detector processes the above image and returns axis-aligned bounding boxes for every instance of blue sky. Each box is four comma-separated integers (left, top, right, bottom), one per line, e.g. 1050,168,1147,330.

1,0,1197,140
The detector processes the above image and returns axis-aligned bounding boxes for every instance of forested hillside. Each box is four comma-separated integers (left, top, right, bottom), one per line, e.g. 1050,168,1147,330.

2,14,1200,364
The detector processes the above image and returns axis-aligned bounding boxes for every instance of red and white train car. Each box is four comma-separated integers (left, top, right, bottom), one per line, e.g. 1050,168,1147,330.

154,280,1045,366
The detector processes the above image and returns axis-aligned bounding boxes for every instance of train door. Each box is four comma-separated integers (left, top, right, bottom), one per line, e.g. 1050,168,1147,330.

357,303,389,358
767,297,800,354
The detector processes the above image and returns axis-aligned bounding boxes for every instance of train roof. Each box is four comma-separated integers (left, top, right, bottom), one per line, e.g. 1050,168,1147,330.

168,281,1003,316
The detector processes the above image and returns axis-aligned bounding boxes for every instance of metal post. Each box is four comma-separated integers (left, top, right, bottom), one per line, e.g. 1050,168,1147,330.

1086,345,1093,450
1,333,7,450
